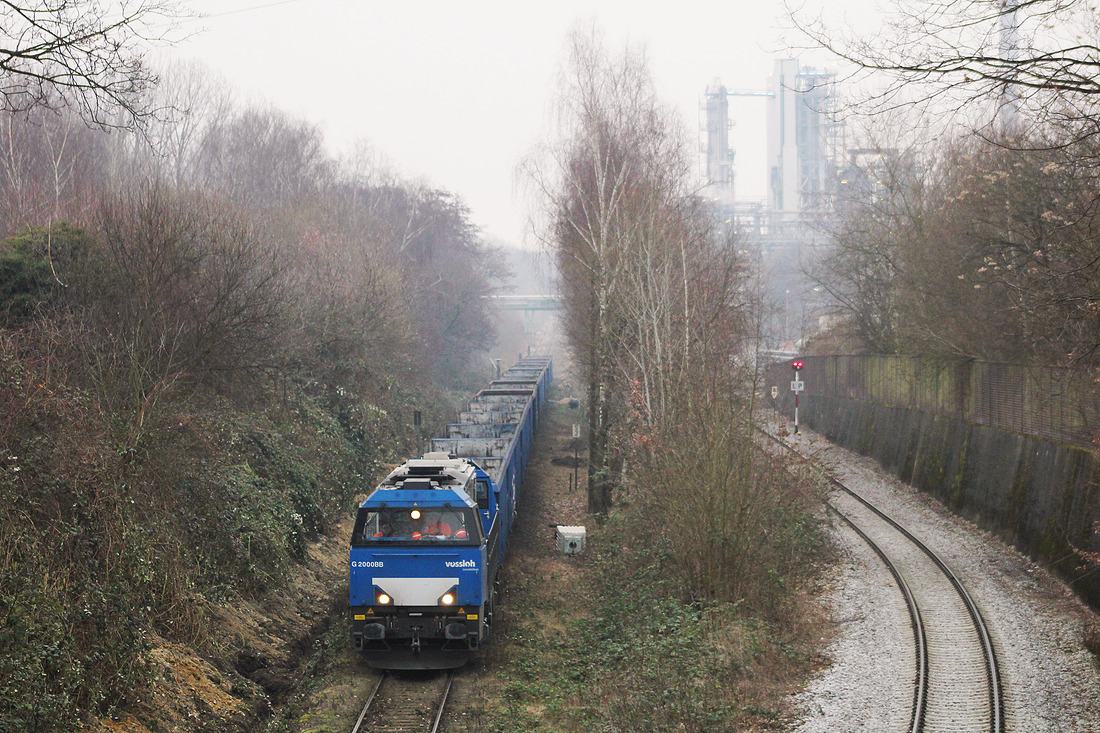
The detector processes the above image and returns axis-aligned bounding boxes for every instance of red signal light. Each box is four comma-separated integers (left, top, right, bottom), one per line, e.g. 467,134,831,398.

792,360,804,370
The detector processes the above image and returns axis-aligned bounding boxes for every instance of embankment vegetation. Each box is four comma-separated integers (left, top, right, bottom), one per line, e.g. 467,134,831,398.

0,61,505,731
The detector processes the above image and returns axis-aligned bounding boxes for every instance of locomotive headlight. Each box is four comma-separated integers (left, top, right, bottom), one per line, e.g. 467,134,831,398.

440,592,455,606
376,592,392,605
410,509,421,520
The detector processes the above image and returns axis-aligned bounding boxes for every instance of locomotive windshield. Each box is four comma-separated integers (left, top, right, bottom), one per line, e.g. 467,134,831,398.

351,506,480,546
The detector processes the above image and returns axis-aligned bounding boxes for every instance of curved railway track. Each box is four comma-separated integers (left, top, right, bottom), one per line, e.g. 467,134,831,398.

350,671,453,733
763,429,1004,732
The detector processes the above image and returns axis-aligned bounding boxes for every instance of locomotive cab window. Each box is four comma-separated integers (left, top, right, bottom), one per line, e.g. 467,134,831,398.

352,507,480,545
474,479,490,510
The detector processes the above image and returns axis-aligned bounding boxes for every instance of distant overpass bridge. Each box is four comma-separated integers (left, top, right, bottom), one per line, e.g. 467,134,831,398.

484,295,562,311
484,295,562,332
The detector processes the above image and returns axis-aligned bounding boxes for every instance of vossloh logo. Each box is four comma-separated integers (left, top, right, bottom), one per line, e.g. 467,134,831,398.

445,559,477,568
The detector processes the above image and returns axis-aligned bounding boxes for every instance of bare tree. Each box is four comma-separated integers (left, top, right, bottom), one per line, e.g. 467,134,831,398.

810,122,1100,366
920,134,1100,364
789,0,1100,141
525,26,756,514
195,105,333,209
0,104,110,234
279,220,417,393
1,1,183,128
522,26,653,513
789,1,1100,367
329,180,500,384
139,59,233,186
809,134,934,353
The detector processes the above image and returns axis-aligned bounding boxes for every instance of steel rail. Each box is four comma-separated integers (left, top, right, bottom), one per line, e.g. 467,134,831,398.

429,671,454,733
348,670,454,733
760,426,1004,732
826,502,929,732
349,673,385,733
828,478,1004,732
824,472,1004,733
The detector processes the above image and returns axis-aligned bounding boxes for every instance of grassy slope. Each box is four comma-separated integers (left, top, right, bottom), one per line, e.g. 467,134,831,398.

0,334,451,732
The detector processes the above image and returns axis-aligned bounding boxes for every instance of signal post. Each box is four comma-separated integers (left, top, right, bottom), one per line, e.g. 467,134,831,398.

791,360,804,435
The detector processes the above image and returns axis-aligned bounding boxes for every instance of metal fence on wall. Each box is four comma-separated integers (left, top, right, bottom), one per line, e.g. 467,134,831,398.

774,355,1100,446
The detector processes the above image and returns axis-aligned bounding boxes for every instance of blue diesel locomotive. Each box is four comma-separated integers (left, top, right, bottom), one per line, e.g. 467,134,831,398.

349,357,552,669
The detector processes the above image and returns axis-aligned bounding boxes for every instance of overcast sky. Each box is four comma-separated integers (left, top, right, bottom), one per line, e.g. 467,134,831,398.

167,0,880,246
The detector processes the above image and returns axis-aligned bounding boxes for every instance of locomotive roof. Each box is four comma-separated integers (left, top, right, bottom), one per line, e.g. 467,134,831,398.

359,452,483,509
380,453,483,487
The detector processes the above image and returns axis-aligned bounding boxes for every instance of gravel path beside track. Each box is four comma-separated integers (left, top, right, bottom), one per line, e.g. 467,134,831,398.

784,426,1100,732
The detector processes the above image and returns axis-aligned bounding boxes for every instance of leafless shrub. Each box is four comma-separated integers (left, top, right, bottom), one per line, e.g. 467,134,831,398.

59,184,289,433
634,395,826,611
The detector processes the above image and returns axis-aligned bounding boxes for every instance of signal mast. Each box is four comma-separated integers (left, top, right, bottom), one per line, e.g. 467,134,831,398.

791,360,804,434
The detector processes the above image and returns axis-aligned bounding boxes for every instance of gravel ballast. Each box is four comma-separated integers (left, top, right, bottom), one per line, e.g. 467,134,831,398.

784,427,1100,732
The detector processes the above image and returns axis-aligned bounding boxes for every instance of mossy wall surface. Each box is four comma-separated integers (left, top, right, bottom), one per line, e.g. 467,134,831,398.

778,393,1100,607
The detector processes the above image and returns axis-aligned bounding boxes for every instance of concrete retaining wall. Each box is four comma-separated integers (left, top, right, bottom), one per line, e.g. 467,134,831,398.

778,392,1100,607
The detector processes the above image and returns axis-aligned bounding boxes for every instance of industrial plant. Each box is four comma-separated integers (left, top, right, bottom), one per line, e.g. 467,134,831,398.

702,59,843,350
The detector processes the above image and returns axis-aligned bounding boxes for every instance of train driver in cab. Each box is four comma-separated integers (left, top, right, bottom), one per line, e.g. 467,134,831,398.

423,512,452,538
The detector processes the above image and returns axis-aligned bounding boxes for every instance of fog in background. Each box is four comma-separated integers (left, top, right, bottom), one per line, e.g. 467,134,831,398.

168,0,883,247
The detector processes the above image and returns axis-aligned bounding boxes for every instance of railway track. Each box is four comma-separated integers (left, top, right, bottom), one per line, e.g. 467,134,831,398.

350,671,453,733
763,428,1004,732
